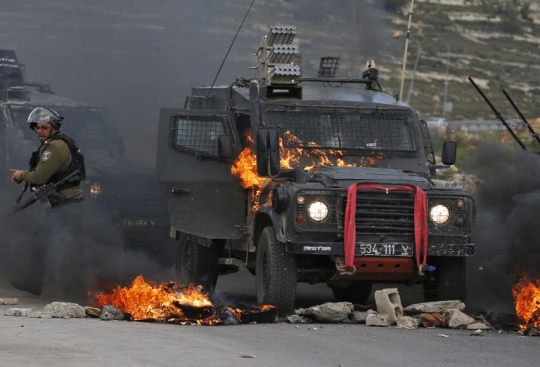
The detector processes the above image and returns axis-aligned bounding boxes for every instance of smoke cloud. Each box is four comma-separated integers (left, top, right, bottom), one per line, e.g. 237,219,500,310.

466,142,540,316
1,0,399,164
0,1,402,303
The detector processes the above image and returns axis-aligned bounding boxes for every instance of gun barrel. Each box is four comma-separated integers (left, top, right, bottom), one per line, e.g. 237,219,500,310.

502,89,540,146
468,76,526,151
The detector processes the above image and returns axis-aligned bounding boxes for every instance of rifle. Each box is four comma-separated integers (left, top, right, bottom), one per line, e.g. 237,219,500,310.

7,169,82,218
468,76,527,151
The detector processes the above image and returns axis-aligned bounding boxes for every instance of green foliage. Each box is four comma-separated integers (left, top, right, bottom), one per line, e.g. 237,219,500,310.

480,0,532,26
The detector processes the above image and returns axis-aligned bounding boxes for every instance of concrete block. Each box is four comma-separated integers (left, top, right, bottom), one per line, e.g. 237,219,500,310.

375,288,403,324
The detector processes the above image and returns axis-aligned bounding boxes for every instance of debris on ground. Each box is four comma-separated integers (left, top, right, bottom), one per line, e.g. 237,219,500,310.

0,287,530,335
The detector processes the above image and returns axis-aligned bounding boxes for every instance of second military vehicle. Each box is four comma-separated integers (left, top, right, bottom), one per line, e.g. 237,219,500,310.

157,25,476,313
0,50,174,264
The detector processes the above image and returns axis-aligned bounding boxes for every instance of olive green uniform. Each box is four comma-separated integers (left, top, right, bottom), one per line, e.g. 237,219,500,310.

21,131,83,200
13,131,85,299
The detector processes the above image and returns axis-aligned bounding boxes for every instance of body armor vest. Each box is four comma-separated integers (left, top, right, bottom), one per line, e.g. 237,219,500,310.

29,133,86,191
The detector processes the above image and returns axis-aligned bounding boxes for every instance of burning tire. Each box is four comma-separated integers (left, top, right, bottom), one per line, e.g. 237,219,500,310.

256,227,297,314
330,281,373,305
176,233,219,294
423,257,468,302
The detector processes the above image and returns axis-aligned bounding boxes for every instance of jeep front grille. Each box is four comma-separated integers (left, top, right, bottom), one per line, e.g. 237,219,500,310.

348,190,416,242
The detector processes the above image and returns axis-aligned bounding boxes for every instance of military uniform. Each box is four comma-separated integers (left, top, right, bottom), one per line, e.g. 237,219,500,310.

22,131,84,203
19,131,86,298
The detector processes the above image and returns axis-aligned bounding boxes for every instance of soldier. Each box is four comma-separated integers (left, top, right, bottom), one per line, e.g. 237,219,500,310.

10,107,86,297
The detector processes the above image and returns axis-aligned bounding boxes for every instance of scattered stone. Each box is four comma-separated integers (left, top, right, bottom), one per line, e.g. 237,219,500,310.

470,329,484,336
349,311,370,324
240,355,257,358
446,309,476,329
366,313,391,327
85,306,102,318
27,311,53,319
44,302,86,318
0,298,20,305
296,302,353,323
466,322,492,330
419,313,447,328
404,301,465,315
438,333,449,338
102,305,125,320
396,315,418,329
4,308,32,317
287,315,312,324
100,311,114,321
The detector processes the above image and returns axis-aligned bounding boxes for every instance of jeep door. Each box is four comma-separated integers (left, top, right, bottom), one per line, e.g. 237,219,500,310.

157,108,247,239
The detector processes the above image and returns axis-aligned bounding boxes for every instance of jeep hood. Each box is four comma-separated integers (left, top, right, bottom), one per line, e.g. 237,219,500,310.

309,166,430,190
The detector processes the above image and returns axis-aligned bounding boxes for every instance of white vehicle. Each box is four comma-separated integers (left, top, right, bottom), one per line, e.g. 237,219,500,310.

426,117,447,129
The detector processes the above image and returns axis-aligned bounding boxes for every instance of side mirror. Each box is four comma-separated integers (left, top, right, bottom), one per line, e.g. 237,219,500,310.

442,140,457,165
218,135,232,158
256,127,280,177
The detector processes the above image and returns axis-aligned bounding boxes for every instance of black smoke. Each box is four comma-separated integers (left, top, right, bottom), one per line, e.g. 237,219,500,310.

0,1,401,302
466,142,540,315
1,0,399,164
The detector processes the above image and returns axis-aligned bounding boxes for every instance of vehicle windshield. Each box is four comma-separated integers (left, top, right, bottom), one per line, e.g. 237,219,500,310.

264,107,416,151
8,105,115,142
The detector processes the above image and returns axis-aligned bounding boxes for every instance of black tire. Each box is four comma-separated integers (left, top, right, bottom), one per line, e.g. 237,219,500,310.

176,233,219,294
423,257,468,302
256,227,297,315
330,281,373,305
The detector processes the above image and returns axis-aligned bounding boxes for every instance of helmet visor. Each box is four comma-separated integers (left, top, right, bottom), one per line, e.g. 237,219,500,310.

27,107,63,129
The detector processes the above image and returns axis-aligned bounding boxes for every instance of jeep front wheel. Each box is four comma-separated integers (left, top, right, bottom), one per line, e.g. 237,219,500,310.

176,233,219,294
423,257,468,302
256,227,297,314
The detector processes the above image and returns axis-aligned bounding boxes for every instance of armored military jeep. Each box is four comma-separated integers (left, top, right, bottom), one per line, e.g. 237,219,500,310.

157,26,476,313
0,50,173,264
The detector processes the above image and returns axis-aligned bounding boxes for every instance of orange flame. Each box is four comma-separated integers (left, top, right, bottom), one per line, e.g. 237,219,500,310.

230,131,368,210
93,275,217,324
512,274,540,330
92,275,276,325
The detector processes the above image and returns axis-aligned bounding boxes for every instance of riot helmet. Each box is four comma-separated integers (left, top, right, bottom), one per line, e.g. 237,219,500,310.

27,107,64,130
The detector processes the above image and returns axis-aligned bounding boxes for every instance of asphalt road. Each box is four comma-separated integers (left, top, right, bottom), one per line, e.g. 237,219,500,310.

0,270,537,367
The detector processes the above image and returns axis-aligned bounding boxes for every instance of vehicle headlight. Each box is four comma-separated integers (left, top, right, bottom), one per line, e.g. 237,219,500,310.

308,201,329,222
89,182,101,198
430,204,450,224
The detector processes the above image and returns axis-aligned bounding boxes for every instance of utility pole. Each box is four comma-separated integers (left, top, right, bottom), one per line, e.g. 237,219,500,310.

442,41,451,117
399,0,415,101
405,40,421,105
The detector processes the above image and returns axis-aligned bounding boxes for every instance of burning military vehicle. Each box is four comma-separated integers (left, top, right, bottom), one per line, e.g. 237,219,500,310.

0,50,173,264
156,25,476,313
